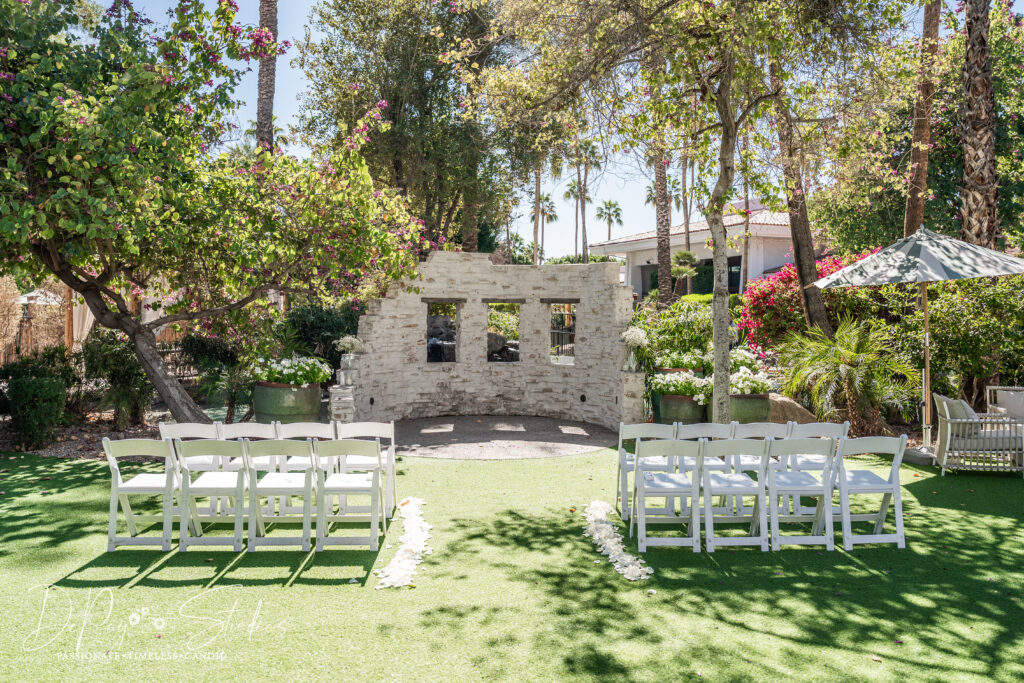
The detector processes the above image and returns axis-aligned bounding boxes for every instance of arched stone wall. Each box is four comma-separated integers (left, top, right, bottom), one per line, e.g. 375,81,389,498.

352,251,645,430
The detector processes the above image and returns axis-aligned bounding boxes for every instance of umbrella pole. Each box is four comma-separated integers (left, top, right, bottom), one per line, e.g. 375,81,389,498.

922,283,932,448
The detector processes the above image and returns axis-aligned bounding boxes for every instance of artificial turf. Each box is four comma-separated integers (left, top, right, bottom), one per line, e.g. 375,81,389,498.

0,449,1022,681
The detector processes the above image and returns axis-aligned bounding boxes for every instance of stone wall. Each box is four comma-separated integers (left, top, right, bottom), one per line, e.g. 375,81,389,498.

353,251,645,430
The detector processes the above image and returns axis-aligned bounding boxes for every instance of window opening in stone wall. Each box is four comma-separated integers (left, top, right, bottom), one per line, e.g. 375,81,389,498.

487,303,521,362
550,303,576,365
426,301,458,362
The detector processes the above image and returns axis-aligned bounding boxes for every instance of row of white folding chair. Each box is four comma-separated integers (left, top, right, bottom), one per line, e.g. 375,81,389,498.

158,421,398,518
103,437,384,553
629,434,906,552
616,421,850,520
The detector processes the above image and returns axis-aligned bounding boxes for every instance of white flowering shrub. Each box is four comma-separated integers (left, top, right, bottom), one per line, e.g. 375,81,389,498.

333,335,365,353
729,347,759,372
729,366,772,395
649,371,712,404
251,355,332,386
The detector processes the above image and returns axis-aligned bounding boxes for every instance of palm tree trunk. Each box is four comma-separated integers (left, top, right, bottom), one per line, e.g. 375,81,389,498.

533,165,541,265
740,134,751,293
770,61,832,337
256,0,278,151
574,188,580,259
962,0,999,248
904,0,941,237
581,163,590,263
654,150,672,307
683,157,693,295
540,214,546,263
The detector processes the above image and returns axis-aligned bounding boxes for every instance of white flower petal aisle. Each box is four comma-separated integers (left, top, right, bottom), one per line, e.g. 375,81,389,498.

375,497,432,589
582,501,653,581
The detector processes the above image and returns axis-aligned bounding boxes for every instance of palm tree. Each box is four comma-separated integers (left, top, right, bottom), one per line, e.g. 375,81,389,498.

644,177,682,217
962,0,998,247
564,180,581,258
530,193,558,263
572,138,601,263
256,0,278,151
904,1,941,238
596,199,623,241
670,250,697,298
779,319,918,436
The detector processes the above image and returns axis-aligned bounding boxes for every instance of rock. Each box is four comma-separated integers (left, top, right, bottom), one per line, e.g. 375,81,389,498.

487,332,507,355
768,393,816,424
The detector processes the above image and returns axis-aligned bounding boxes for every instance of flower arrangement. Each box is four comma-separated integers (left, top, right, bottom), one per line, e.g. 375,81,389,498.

729,366,773,395
729,347,759,372
333,335,365,354
251,355,332,386
649,371,712,404
621,326,649,349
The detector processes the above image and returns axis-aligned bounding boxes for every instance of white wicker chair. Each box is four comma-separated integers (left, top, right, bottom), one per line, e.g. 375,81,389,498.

933,393,1024,477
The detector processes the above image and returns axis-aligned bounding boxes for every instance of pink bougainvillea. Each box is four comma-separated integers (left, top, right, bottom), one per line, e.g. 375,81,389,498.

738,250,876,353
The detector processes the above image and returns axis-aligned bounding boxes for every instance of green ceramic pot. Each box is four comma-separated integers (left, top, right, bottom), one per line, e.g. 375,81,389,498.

650,391,662,423
252,381,322,424
659,394,707,425
730,394,770,424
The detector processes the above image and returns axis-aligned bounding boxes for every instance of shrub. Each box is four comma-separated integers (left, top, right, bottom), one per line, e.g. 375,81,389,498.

284,302,362,368
4,376,66,449
649,371,711,403
81,330,152,430
250,356,332,386
487,305,520,341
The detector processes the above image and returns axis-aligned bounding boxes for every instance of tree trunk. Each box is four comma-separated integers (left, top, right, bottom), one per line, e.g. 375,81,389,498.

129,323,209,423
682,157,693,295
654,150,672,307
740,134,751,293
541,214,546,262
904,0,941,237
581,163,590,263
770,61,833,337
462,199,479,252
707,55,738,424
533,166,541,264
256,0,278,151
962,0,999,248
574,187,580,259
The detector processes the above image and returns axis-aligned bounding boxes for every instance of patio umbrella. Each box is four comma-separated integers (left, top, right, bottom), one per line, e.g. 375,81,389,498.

813,227,1024,445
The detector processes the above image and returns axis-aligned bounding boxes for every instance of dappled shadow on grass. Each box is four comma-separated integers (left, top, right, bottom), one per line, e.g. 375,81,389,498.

436,463,1024,680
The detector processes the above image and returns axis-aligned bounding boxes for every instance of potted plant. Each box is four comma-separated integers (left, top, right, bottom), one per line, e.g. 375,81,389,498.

729,366,773,423
250,356,332,424
649,372,711,425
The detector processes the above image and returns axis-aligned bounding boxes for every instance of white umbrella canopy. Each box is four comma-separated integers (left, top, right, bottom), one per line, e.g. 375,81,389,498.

813,228,1024,445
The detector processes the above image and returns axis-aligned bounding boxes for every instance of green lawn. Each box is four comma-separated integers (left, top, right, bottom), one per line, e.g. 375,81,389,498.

0,449,1022,681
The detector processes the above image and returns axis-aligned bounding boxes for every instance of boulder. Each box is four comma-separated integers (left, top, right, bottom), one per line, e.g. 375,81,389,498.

768,393,817,424
487,332,507,355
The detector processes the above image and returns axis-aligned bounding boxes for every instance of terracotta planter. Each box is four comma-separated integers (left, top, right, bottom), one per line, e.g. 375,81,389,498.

730,394,770,424
252,381,322,424
658,394,707,425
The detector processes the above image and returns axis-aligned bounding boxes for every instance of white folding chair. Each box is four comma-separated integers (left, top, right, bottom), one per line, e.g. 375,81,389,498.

313,439,384,551
175,439,248,551
767,437,836,551
335,421,398,518
675,422,736,471
835,435,908,550
158,421,221,470
243,439,314,551
616,422,676,520
630,439,702,552
218,422,277,470
103,438,179,552
784,422,849,515
275,421,335,440
702,439,770,552
728,422,793,516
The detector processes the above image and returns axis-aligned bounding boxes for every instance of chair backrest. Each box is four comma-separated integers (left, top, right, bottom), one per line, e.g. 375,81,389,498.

103,438,175,481
217,421,278,440
789,422,849,439
158,421,220,440
732,422,792,440
838,435,908,482
334,421,396,443
675,422,736,440
312,438,381,472
704,438,771,476
617,422,676,452
768,437,837,472
173,438,244,471
243,438,312,473
275,421,335,440
636,438,702,472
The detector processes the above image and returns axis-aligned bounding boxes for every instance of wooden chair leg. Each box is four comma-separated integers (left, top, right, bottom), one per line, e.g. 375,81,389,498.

874,492,892,535
107,486,119,552
893,487,906,549
119,494,137,536
161,489,173,551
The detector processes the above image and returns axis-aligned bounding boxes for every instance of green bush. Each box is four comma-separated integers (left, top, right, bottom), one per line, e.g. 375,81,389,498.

0,344,84,418
81,330,152,430
284,302,361,368
488,305,520,340
4,376,66,449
